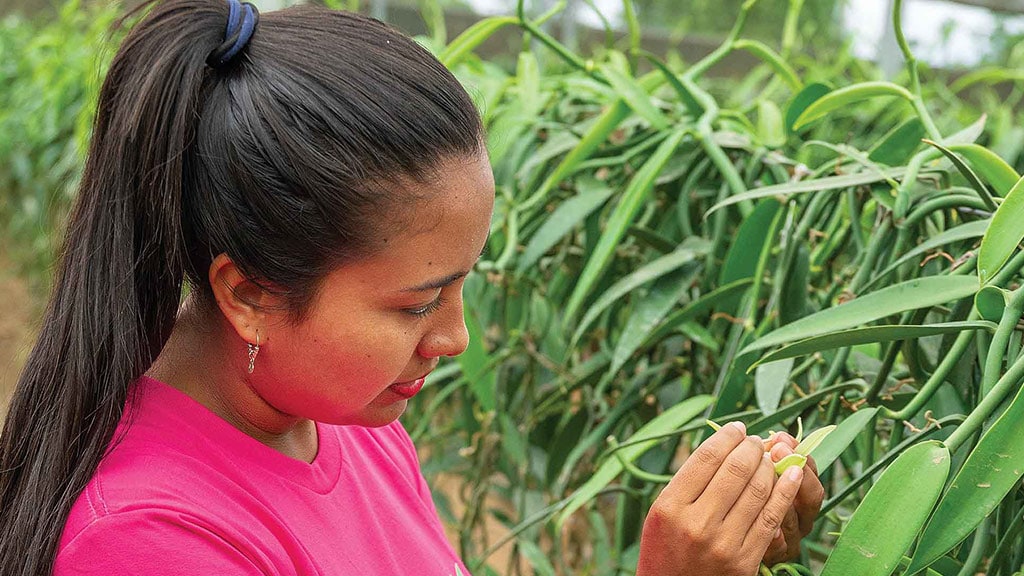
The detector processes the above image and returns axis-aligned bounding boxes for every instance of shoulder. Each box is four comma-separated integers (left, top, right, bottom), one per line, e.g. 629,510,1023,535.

55,506,266,575
60,440,262,553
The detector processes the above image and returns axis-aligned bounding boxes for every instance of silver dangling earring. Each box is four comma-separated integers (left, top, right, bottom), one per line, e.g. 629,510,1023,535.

247,329,261,374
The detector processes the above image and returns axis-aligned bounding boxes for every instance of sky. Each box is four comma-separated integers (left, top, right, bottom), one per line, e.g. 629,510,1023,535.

461,0,1024,67
843,0,1024,66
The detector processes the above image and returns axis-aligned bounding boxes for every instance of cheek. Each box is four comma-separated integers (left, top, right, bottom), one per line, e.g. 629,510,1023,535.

264,320,422,410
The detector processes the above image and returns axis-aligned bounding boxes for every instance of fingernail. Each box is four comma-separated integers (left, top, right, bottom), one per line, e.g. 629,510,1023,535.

729,421,746,434
774,527,782,540
786,466,803,482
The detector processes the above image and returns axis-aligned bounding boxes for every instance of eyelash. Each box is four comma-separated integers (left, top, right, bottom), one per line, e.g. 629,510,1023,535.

406,295,445,318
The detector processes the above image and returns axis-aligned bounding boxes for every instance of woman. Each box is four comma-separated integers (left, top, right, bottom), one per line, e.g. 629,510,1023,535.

0,1,823,574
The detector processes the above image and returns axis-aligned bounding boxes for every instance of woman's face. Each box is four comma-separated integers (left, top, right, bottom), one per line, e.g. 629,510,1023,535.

251,153,495,427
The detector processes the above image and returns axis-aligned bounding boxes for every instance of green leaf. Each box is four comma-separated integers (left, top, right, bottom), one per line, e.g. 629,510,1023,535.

868,118,925,165
573,242,707,345
975,285,1008,322
750,321,995,368
565,129,689,321
950,67,1024,93
923,139,997,211
757,100,786,149
706,167,909,216
439,16,518,67
978,174,1024,283
820,441,950,576
610,266,699,375
755,358,794,416
640,51,703,116
945,114,988,146
785,82,831,133
793,82,914,131
555,395,715,530
809,407,878,473
518,100,632,214
733,39,802,92
864,220,989,291
459,304,496,411
718,200,782,312
516,538,556,576
516,51,543,118
780,244,810,325
795,424,837,457
518,178,615,271
641,278,754,347
773,453,807,475
946,144,1021,197
910,376,1024,573
742,276,981,355
598,58,670,131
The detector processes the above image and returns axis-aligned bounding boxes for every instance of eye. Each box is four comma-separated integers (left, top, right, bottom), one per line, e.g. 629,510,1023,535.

405,295,445,318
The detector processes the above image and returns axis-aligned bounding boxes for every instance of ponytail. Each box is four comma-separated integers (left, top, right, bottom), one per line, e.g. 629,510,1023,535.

0,1,483,573
0,3,227,573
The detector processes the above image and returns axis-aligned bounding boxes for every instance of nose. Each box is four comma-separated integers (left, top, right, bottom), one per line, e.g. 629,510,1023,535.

417,296,470,359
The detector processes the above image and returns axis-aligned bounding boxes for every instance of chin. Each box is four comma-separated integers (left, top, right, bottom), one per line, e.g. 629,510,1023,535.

320,400,407,428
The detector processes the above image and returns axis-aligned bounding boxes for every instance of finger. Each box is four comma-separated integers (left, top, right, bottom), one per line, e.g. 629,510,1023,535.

743,465,803,554
779,506,802,560
723,451,775,527
775,432,799,450
665,421,748,504
805,454,820,476
770,442,794,462
697,434,768,517
794,456,826,536
762,527,787,566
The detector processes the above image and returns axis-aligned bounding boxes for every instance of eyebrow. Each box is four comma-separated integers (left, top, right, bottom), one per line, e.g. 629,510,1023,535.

400,271,469,293
400,249,486,292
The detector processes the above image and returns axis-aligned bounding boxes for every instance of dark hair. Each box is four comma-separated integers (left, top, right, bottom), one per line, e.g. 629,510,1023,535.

0,1,483,573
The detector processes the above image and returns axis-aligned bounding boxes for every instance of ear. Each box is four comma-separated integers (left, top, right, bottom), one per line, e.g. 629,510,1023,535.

208,253,277,345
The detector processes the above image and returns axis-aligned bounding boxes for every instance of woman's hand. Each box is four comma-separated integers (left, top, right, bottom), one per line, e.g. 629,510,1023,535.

762,432,826,565
636,421,804,576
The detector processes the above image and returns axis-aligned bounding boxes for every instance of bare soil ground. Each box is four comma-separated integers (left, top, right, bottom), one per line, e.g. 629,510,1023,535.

0,257,34,408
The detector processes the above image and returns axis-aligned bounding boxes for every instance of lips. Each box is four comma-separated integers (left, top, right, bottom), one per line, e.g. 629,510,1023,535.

389,377,425,399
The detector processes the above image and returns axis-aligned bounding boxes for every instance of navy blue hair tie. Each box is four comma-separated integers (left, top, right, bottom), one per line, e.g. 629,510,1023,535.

206,0,260,69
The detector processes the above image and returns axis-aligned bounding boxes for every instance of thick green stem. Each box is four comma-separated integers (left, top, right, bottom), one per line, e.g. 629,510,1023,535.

988,507,1024,574
701,135,747,198
881,315,979,420
902,195,989,229
894,149,930,221
685,0,759,80
865,312,918,403
893,0,942,140
608,438,673,483
821,414,965,515
981,288,1024,397
945,351,1024,452
955,517,991,576
883,249,1024,421
780,0,804,57
849,218,893,293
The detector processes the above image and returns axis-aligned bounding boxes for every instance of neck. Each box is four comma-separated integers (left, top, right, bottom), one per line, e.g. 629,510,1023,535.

146,294,318,462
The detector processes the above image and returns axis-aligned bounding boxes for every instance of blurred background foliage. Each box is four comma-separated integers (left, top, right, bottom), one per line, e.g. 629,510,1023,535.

4,0,1024,575
2,0,1021,287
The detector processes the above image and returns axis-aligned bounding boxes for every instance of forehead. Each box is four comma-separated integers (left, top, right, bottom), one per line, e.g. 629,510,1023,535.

399,154,495,238
342,154,495,285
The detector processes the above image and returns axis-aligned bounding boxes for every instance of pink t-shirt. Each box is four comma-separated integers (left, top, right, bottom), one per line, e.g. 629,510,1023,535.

54,376,469,575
